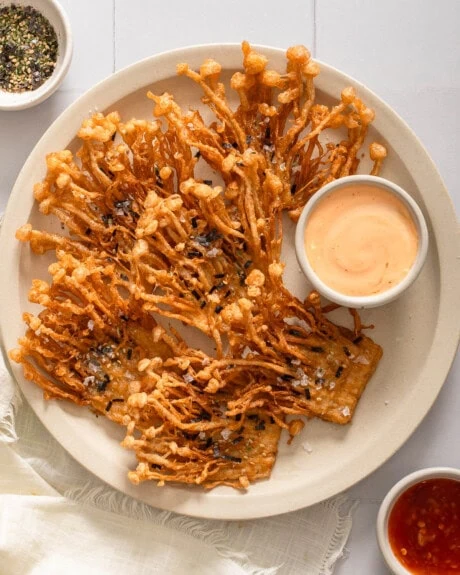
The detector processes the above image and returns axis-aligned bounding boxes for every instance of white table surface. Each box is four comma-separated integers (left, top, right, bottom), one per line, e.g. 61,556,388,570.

1,1,459,573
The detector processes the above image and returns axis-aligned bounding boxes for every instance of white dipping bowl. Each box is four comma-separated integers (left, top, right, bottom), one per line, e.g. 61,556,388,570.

295,175,429,308
376,467,460,574
0,0,72,111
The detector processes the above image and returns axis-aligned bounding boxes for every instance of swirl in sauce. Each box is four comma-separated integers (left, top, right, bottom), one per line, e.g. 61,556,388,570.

304,184,419,296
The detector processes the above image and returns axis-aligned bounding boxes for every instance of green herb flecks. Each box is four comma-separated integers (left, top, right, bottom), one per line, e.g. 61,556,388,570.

0,4,58,93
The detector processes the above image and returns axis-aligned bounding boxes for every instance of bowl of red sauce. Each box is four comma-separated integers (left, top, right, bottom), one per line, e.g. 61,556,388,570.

295,175,429,308
377,467,460,574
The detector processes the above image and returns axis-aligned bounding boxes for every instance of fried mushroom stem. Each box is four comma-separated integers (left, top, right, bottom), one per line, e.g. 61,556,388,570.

11,42,385,490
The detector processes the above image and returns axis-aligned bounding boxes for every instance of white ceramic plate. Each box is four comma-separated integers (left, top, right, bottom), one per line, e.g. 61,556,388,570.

1,45,459,520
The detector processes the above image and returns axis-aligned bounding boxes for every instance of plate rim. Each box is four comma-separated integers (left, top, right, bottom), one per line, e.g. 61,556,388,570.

1,43,459,520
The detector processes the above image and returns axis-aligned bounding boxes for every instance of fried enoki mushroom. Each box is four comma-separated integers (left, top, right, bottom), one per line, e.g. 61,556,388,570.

11,43,384,489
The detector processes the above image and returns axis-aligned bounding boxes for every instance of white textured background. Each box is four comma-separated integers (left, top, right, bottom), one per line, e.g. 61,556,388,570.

0,1,459,572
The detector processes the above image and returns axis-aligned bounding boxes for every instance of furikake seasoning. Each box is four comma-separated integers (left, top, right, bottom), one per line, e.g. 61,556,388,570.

0,4,58,92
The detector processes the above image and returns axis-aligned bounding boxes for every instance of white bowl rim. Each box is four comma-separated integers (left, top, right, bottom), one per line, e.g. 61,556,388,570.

376,466,460,575
0,0,73,111
294,174,429,308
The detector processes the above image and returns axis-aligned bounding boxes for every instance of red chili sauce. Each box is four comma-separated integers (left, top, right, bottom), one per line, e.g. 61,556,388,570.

388,478,460,574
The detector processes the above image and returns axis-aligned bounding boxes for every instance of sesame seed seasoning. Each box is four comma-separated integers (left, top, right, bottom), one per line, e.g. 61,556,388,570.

0,4,58,93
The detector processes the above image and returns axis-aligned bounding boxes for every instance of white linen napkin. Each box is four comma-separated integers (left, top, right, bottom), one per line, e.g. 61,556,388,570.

0,343,356,575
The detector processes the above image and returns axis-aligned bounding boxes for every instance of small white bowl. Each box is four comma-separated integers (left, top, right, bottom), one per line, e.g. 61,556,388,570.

0,0,72,111
295,175,429,308
376,467,460,574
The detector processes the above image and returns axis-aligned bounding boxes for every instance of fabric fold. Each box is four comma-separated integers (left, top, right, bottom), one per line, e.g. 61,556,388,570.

0,351,355,574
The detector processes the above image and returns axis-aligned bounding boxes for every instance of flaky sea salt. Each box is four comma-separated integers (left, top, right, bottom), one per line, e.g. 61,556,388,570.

183,373,194,384
221,428,231,441
283,316,311,333
341,406,351,417
302,441,313,454
83,376,95,386
87,320,94,331
88,360,99,374
354,355,370,365
241,346,252,359
292,368,309,387
206,247,219,258
198,432,206,440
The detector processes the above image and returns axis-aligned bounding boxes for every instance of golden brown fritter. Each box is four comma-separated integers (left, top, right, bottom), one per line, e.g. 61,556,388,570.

10,42,385,489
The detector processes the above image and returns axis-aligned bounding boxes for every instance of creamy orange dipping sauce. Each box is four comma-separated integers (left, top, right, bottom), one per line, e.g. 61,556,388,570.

304,184,419,296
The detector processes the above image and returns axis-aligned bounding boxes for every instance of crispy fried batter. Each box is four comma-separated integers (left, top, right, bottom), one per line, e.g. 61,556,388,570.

126,412,281,489
10,43,385,489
